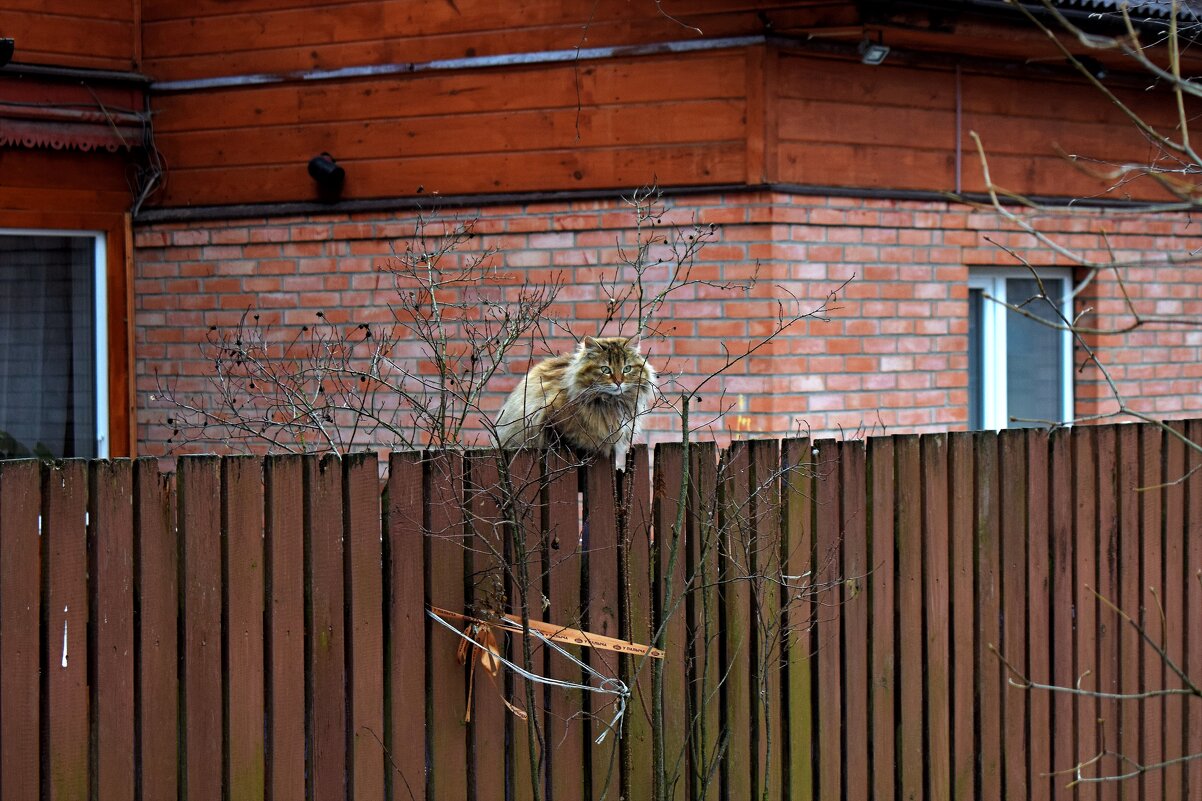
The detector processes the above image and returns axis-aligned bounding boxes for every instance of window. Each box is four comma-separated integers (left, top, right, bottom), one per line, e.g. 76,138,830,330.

968,268,1073,430
0,231,108,459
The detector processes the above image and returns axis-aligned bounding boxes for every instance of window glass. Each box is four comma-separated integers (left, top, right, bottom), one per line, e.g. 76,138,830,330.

967,271,1071,430
0,235,98,458
1005,278,1065,428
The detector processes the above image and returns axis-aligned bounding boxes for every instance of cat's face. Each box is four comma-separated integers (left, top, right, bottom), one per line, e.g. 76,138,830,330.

571,336,652,396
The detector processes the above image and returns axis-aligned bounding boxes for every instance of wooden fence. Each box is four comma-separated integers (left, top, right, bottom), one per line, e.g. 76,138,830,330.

1,421,1201,801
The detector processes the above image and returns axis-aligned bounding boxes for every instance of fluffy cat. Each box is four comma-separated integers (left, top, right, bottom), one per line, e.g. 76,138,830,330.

495,336,657,470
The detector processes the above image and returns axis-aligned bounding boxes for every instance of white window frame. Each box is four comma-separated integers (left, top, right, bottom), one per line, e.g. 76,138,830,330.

0,228,109,458
969,266,1073,431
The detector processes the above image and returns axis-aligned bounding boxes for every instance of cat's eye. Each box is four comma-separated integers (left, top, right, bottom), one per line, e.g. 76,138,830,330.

600,367,611,375
623,365,634,374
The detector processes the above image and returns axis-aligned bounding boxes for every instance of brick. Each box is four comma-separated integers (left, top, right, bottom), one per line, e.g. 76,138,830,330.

135,230,170,248
211,228,251,244
132,196,1202,453
172,229,209,246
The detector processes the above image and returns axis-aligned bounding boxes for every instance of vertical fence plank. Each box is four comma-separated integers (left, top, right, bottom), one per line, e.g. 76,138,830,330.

975,432,1003,801
1048,430,1075,801
1163,423,1186,801
812,439,842,801
90,460,135,801
345,453,384,801
1072,429,1098,801
1186,420,1202,801
544,452,585,801
179,455,223,801
922,434,952,801
425,452,468,801
0,460,41,801
999,430,1028,801
134,459,178,801
781,439,815,801
720,442,754,801
43,461,89,801
307,454,347,801
1140,425,1164,801
585,457,620,800
948,433,975,801
623,446,655,799
464,452,508,801
386,453,427,801
751,440,783,801
1026,429,1050,801
266,456,305,801
506,452,545,801
652,443,688,801
1094,426,1120,801
1116,424,1141,801
840,440,870,801
896,435,923,801
868,436,896,801
689,442,721,801
224,456,265,801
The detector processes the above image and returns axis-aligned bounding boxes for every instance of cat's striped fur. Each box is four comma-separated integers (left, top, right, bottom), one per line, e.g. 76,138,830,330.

495,336,657,470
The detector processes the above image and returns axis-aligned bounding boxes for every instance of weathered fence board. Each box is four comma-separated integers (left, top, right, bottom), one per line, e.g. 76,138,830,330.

688,441,721,801
224,456,265,801
1188,420,1202,801
0,459,40,801
464,451,508,801
44,461,89,801
624,447,655,801
306,455,348,800
134,458,178,801
385,452,426,801
0,419,1199,801
89,460,135,801
265,455,305,801
346,452,384,801
868,435,896,801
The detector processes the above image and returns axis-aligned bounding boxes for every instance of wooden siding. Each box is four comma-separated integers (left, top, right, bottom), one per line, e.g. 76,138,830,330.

149,40,1190,208
774,50,1185,200
150,50,751,206
140,0,847,82
0,1,138,71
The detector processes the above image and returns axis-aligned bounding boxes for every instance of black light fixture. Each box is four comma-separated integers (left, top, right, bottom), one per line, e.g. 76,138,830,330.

307,152,345,203
858,35,890,66
0,39,14,68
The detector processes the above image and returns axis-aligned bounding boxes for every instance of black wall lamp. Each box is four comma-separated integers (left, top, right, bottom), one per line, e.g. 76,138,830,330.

0,39,15,68
308,152,345,203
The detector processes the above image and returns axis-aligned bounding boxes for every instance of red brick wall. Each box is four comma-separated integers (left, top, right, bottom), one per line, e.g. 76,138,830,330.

133,191,1202,456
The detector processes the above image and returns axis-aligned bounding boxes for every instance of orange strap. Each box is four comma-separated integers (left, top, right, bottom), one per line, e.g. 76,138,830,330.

432,606,665,660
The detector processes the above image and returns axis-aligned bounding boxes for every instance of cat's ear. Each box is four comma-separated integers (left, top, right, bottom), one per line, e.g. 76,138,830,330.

623,335,642,352
581,335,599,349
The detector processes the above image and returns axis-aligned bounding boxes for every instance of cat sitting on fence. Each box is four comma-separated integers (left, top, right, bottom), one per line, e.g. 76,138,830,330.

495,336,657,471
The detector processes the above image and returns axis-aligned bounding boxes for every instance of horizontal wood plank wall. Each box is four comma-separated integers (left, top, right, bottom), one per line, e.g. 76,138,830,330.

140,0,825,81
1,422,1201,800
149,50,749,206
773,51,1186,201
0,2,137,71
146,43,1189,208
